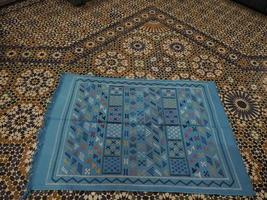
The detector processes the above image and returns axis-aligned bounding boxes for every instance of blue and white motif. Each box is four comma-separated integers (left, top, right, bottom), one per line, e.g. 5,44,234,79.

30,74,255,196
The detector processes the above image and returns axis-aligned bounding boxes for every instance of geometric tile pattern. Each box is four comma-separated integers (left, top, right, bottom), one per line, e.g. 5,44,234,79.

106,123,122,138
104,139,121,156
170,158,190,176
57,78,224,180
166,126,182,140
103,157,121,174
1,0,265,198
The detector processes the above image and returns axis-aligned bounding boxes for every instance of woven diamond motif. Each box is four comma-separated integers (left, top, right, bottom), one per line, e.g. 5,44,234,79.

168,140,185,158
103,157,121,174
166,126,182,140
106,123,122,138
169,158,189,176
164,109,179,125
104,139,121,156
178,87,209,126
108,106,122,122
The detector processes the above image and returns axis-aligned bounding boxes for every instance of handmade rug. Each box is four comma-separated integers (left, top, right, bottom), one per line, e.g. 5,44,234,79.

28,74,254,196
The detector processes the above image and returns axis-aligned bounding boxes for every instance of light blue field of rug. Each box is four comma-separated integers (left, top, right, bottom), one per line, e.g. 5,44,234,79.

28,73,255,196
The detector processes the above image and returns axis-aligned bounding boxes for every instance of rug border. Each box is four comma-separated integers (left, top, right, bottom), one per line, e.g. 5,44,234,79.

22,73,70,200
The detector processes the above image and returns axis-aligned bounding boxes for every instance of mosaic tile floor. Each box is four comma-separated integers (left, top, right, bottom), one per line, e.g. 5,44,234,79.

0,0,266,199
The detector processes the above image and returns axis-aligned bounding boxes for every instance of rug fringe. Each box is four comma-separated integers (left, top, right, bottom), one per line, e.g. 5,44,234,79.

21,73,67,200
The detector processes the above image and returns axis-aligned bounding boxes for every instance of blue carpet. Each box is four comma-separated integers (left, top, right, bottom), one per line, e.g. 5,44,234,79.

29,74,254,196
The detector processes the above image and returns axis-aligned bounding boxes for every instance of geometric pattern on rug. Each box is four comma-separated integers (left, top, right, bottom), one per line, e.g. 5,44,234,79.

30,74,254,196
